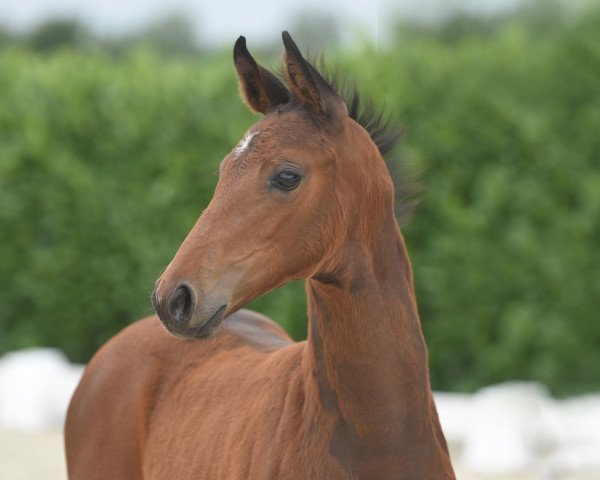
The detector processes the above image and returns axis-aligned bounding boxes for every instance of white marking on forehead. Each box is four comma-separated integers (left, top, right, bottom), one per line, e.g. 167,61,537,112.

235,131,258,157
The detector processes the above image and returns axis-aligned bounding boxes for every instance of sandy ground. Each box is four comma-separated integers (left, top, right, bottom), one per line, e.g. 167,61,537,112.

1,429,598,480
0,429,67,480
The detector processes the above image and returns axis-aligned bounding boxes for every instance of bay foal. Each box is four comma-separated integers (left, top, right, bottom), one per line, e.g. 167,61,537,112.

65,33,455,479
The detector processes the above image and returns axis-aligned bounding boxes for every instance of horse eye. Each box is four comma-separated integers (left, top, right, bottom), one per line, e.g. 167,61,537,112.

272,170,302,191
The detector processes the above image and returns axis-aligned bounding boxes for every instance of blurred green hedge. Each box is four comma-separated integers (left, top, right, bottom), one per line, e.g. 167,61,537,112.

1,8,599,395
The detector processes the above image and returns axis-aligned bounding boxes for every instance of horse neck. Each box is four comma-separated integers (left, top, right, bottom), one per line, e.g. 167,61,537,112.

304,209,450,474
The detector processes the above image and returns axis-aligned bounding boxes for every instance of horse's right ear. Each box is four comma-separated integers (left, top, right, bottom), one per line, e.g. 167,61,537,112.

233,36,290,115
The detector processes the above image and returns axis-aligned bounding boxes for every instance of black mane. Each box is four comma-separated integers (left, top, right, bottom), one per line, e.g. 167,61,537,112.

317,62,421,225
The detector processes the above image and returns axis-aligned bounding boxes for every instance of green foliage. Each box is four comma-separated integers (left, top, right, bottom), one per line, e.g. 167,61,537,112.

0,16,201,57
25,20,86,52
362,6,600,395
0,49,255,359
1,6,599,395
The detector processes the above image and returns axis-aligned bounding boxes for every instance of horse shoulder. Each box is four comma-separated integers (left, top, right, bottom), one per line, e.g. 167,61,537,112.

65,311,295,479
64,316,169,479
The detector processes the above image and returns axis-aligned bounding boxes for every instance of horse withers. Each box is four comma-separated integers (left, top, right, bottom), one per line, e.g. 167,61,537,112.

65,32,456,479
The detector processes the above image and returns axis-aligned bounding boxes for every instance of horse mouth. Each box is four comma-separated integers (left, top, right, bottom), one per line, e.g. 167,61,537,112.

195,305,227,339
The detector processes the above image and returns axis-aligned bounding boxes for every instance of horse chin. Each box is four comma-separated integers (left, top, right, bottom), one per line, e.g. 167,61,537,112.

193,304,228,339
160,304,228,341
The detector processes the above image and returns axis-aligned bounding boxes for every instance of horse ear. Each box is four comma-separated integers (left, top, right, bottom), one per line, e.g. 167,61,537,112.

233,36,290,115
281,31,345,118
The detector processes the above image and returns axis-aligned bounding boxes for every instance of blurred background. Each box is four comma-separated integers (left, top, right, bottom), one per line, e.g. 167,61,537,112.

1,0,599,478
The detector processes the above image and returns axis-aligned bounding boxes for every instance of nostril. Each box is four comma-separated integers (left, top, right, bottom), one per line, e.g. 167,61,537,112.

168,285,194,324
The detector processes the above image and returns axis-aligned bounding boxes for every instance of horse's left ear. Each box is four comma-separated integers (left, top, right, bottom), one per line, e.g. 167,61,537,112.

233,36,290,115
282,31,346,118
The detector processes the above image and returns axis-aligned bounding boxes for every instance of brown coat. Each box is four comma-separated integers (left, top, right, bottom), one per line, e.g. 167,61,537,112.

65,32,456,480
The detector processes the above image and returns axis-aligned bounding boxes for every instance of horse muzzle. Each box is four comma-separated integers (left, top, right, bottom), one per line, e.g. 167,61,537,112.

152,282,228,339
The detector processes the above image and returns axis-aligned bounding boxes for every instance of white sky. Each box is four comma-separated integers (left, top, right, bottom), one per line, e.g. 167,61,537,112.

0,0,528,47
